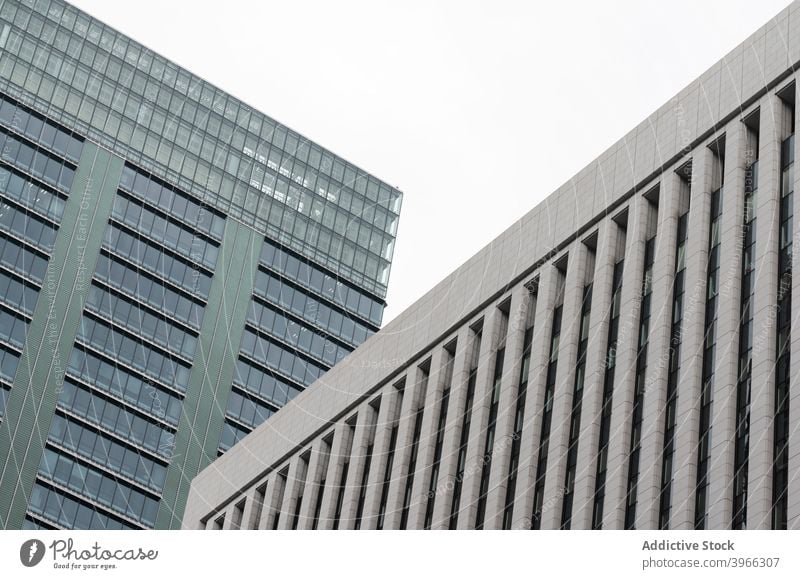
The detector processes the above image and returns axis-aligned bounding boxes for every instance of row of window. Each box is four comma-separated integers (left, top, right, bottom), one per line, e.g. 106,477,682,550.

0,303,28,349
67,347,183,425
80,42,399,250
58,378,176,459
247,299,351,368
0,14,395,298
225,387,276,431
232,357,303,409
118,164,225,241
0,164,67,222
77,314,191,392
0,255,39,316
49,413,167,492
254,268,372,348
94,253,204,331
0,231,48,282
85,283,198,360
218,420,250,453
103,223,212,299
4,0,401,219
0,384,7,417
0,91,82,162
0,128,76,192
239,328,327,387
240,137,398,243
0,197,58,251
261,240,382,326
37,448,159,526
112,192,219,270
0,343,19,384
28,481,135,530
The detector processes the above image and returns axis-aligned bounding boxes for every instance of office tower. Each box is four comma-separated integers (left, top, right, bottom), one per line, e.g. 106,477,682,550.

0,0,402,529
184,2,800,530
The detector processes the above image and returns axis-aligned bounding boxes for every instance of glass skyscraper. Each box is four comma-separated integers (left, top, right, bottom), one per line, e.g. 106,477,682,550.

0,0,402,529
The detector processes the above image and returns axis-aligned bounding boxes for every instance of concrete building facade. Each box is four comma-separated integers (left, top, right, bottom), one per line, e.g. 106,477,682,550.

184,2,800,530
0,0,402,529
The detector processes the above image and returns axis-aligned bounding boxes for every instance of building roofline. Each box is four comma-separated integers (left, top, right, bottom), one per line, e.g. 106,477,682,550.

184,0,799,524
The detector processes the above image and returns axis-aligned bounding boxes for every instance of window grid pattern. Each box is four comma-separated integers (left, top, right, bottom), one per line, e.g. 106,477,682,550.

0,0,401,299
238,328,326,387
260,239,383,328
57,378,176,459
0,195,58,256
85,282,198,361
0,91,83,163
0,164,67,223
27,481,136,530
110,193,220,270
0,268,38,318
220,228,383,455
36,447,159,527
47,413,167,493
103,223,213,299
224,386,276,431
65,346,183,426
0,90,76,414
0,129,76,193
246,298,352,368
232,357,303,409
253,268,375,349
93,253,204,331
118,164,225,241
29,168,217,528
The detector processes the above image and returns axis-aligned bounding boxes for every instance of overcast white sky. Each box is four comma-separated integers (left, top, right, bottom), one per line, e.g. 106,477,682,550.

71,0,791,323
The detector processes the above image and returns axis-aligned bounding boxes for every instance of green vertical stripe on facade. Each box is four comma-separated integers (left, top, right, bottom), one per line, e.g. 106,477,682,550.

0,143,122,529
156,218,260,529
